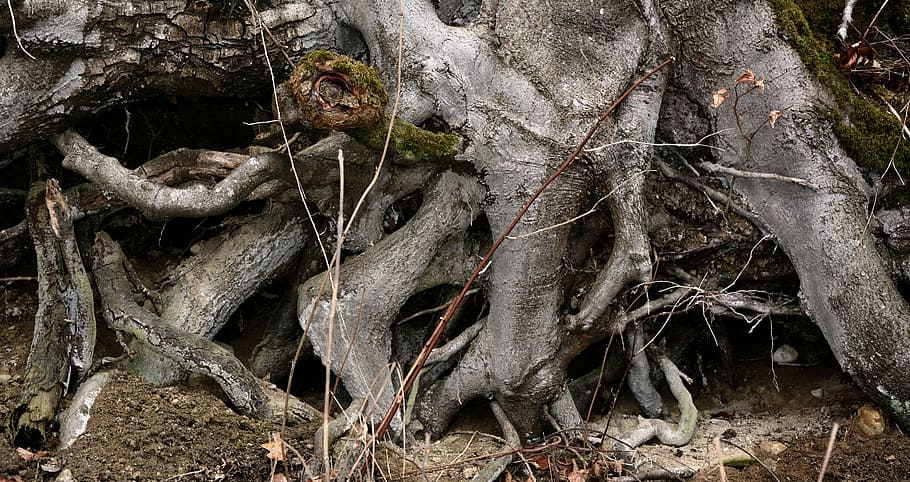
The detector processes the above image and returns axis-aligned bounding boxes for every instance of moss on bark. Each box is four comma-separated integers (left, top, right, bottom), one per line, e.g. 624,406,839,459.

766,0,909,176
287,50,460,163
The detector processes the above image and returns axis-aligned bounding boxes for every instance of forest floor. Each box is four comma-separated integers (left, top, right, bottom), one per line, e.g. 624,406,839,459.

2,285,909,481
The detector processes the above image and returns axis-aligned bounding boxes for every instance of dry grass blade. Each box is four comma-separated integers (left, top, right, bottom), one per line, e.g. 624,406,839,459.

817,422,840,482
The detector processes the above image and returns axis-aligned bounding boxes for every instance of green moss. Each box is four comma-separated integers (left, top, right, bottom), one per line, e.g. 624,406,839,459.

766,0,910,174
295,50,388,104
352,118,461,165
287,50,461,163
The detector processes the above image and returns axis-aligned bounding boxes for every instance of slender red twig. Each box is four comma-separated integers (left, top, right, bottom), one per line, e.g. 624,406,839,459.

373,56,675,440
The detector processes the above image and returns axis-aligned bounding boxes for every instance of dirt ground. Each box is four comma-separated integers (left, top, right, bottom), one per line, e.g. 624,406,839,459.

2,284,909,481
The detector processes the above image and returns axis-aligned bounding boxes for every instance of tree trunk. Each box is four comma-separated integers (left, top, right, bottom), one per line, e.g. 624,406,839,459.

2,0,909,460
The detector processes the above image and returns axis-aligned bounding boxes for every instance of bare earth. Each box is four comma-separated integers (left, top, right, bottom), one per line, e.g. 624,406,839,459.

2,286,909,481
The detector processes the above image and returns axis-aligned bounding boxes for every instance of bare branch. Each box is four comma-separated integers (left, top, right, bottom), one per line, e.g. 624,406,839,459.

697,161,819,190
52,129,288,219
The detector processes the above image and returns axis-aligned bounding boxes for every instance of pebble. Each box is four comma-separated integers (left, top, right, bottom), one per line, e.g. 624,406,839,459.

772,344,798,364
810,388,825,398
0,372,11,383
856,404,885,436
54,469,75,482
760,440,788,456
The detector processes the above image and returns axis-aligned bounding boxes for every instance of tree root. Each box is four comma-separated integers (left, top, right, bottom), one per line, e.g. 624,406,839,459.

471,401,521,482
625,325,664,419
51,129,289,220
92,232,318,423
300,170,483,435
613,357,697,461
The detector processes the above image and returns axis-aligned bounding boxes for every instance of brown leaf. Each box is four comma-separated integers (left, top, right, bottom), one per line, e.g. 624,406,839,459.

711,88,730,108
735,69,756,84
567,460,588,482
16,447,49,462
529,454,550,469
271,474,290,482
768,110,782,128
261,432,286,461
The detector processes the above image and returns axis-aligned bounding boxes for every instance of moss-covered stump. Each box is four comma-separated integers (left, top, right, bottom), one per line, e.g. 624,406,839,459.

287,50,460,164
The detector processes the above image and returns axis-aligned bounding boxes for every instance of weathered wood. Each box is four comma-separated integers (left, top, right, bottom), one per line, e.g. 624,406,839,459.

8,154,95,448
91,231,318,423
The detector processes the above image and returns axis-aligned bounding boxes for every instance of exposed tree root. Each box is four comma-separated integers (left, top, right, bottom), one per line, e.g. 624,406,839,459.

613,357,697,461
92,232,318,423
52,130,290,220
470,401,521,482
626,325,665,419
300,170,484,435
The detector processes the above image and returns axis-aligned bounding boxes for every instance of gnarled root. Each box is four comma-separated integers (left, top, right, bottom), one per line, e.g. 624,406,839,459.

300,170,484,436
613,356,697,462
92,232,318,424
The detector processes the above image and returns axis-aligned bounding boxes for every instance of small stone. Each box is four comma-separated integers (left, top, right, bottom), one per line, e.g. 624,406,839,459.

461,466,478,479
759,440,787,456
772,344,798,364
0,372,11,383
857,404,885,436
40,457,62,473
811,388,825,398
54,469,75,482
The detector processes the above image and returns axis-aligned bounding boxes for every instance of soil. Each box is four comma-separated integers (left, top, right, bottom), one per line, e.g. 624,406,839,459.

2,284,909,482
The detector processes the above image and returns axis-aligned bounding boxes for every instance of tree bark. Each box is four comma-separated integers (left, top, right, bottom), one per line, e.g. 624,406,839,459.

2,0,909,459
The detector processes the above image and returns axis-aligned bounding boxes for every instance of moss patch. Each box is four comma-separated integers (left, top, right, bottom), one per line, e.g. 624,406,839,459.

286,50,461,163
351,118,461,165
766,0,910,175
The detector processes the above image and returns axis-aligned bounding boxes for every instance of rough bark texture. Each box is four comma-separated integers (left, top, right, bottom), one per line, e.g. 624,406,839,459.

3,0,910,459
661,0,910,427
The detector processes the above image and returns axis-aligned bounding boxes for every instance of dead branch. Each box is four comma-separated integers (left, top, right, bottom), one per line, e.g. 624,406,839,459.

51,129,289,219
8,174,95,448
92,232,318,423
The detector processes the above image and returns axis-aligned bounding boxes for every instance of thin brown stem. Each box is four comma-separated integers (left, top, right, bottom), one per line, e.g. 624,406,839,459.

817,422,840,482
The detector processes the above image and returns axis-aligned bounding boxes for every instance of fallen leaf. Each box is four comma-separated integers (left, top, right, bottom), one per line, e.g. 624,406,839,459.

272,474,290,482
529,454,550,469
567,460,588,482
768,110,782,128
261,432,286,461
735,69,756,84
711,88,730,108
16,447,48,462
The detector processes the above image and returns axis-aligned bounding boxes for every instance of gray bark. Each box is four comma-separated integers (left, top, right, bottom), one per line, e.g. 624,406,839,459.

0,0,339,152
662,0,910,428
3,0,909,459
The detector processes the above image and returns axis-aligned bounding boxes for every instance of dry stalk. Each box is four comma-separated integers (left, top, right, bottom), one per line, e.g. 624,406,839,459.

817,422,840,482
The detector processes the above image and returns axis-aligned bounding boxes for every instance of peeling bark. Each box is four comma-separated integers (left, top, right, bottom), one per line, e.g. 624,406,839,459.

8,167,95,448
